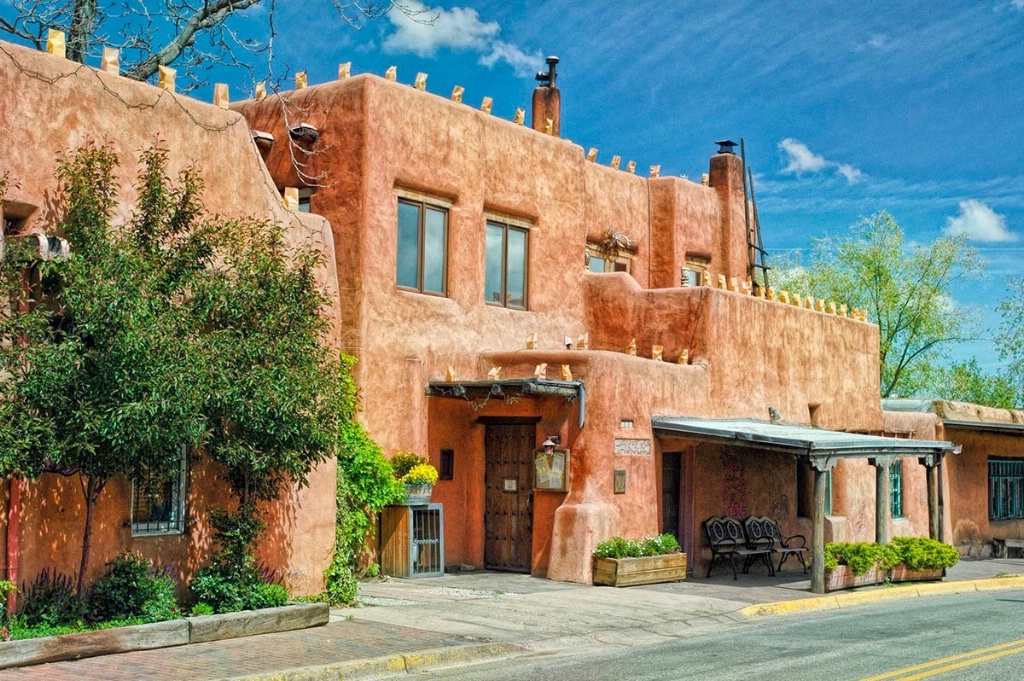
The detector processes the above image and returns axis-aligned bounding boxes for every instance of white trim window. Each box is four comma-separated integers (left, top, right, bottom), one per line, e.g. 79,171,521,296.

131,447,187,536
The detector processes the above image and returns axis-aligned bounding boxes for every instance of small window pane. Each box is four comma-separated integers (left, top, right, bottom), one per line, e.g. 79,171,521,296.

588,255,607,273
485,223,504,304
423,207,447,294
397,201,420,289
506,228,527,309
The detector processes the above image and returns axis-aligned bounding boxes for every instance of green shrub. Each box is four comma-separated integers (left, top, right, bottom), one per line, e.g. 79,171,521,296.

18,569,85,627
890,536,959,571
190,602,215,616
189,564,288,614
86,553,178,624
824,542,901,576
594,534,680,559
390,451,427,479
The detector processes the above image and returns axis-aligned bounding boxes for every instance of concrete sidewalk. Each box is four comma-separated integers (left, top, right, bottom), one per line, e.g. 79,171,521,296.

3,559,1023,680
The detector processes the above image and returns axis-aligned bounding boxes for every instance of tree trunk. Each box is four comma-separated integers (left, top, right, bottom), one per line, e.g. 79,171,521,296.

68,0,98,64
76,475,105,594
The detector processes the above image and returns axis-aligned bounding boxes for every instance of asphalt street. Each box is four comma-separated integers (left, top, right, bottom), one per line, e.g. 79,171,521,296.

392,590,1024,680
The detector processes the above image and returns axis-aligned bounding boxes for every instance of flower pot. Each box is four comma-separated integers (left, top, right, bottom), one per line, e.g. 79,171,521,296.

402,483,433,505
824,564,885,592
592,553,687,587
888,564,944,583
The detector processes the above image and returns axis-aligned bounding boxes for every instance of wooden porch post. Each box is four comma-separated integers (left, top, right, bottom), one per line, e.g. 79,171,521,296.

920,455,941,541
871,456,893,546
809,456,835,595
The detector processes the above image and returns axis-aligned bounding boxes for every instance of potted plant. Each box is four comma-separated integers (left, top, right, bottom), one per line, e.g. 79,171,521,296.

592,534,686,587
888,536,959,582
391,451,439,505
823,542,900,592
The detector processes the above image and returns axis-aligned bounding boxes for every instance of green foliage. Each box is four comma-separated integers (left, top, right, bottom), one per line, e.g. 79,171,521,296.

824,542,902,576
889,536,959,571
593,534,680,559
997,277,1024,406
189,564,288,614
190,602,215,616
390,451,426,479
772,212,984,398
17,569,85,627
917,358,1018,409
86,553,179,624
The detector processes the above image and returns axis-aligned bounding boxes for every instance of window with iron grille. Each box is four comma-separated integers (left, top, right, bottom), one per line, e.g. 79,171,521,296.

989,458,1024,520
131,448,187,536
890,460,904,518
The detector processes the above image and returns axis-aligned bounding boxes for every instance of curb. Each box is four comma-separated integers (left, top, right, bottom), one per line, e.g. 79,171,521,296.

224,642,526,681
739,575,1024,618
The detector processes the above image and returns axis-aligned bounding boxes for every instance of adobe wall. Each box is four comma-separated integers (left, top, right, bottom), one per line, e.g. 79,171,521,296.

0,40,337,595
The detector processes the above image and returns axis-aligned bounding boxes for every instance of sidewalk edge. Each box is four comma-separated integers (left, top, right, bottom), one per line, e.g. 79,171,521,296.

739,576,1024,618
222,642,526,681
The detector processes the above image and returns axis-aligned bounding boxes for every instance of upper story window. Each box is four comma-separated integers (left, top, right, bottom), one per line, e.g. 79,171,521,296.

585,243,631,273
485,219,529,309
397,197,448,295
681,255,710,287
131,446,187,536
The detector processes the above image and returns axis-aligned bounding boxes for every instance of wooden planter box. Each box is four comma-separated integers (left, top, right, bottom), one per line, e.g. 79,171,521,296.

593,553,686,587
824,564,885,592
888,564,944,583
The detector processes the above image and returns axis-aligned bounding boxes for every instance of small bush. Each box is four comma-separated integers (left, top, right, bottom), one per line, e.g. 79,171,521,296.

890,536,959,571
86,552,178,624
18,569,84,627
390,451,427,479
824,542,901,576
190,602,215,616
189,565,288,614
594,534,680,559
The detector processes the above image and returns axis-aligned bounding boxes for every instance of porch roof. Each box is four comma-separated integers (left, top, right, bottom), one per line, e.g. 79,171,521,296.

651,416,955,461
426,379,586,427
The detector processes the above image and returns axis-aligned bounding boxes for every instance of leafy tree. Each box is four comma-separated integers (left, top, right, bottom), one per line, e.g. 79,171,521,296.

917,358,1017,409
0,1,421,92
996,277,1024,405
0,145,208,592
773,211,984,398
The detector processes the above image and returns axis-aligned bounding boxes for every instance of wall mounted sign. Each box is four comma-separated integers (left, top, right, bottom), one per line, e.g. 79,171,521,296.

614,438,651,455
534,449,568,491
613,469,627,494
503,477,518,493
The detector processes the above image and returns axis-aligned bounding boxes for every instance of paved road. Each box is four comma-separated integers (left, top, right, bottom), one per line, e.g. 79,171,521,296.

394,590,1024,680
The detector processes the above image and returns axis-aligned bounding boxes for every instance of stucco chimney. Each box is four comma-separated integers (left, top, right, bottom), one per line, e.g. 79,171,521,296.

708,141,748,280
532,56,561,137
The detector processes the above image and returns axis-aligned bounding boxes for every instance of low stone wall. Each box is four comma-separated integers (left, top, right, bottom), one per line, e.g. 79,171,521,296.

0,602,329,670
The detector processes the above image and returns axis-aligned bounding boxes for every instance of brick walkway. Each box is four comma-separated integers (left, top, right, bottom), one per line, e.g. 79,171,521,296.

0,619,469,681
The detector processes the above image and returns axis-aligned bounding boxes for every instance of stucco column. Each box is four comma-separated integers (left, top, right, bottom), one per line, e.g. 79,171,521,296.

809,456,836,595
871,456,894,545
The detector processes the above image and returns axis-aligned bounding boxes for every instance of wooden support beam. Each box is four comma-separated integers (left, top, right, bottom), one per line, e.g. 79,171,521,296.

811,464,828,594
926,462,940,540
871,456,894,545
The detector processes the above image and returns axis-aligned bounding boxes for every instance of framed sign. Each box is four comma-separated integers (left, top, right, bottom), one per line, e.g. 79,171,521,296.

534,449,569,491
503,477,518,493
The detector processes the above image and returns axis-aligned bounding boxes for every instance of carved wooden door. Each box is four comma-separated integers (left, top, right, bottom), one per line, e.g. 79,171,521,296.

484,423,534,572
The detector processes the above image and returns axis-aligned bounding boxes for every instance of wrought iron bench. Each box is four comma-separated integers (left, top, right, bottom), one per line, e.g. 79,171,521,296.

703,516,775,579
743,516,808,573
993,537,1024,559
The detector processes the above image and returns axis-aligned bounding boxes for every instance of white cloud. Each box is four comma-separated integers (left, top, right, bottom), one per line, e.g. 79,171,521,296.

382,2,542,78
1013,0,1024,11
943,199,1017,242
778,138,863,184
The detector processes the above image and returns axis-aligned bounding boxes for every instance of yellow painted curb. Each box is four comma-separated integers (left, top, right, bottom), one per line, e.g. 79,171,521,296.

739,576,1024,619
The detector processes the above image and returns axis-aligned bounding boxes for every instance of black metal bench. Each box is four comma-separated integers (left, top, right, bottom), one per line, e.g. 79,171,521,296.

743,516,808,573
993,538,1024,559
703,516,774,579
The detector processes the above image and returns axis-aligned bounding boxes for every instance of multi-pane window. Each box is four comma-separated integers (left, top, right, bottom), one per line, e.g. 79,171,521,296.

485,220,528,309
890,460,904,518
989,458,1024,520
131,447,187,536
397,198,447,295
585,244,630,274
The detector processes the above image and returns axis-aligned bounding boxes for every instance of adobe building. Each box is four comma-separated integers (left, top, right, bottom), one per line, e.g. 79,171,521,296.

0,40,339,595
234,60,953,592
885,399,1024,558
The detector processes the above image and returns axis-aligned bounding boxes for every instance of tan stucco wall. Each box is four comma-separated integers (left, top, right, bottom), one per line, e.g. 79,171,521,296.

0,40,338,594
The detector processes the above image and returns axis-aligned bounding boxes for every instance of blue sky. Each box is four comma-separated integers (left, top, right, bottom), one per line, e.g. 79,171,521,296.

5,0,1023,371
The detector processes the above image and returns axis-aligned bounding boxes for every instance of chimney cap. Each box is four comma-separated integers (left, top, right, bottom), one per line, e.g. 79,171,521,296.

715,139,738,154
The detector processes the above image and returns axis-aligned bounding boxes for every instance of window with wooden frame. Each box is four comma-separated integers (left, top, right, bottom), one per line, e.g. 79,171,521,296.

681,255,710,287
131,447,187,536
585,243,631,274
397,197,448,295
485,219,529,309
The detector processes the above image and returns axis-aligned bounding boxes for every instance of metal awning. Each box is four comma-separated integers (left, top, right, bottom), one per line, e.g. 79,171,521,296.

652,416,954,461
426,379,586,428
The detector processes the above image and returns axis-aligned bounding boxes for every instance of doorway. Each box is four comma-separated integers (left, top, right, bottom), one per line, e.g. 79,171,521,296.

662,450,694,561
483,422,535,572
